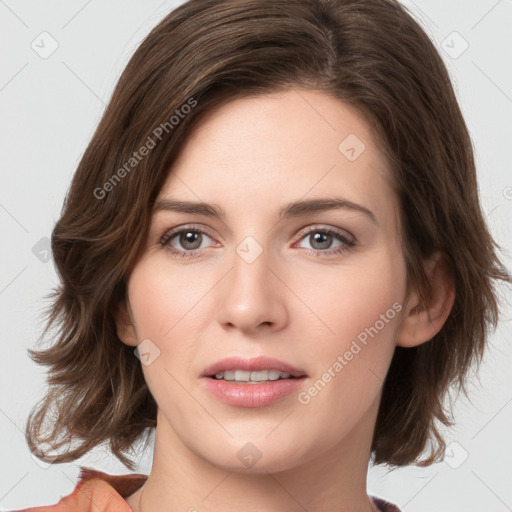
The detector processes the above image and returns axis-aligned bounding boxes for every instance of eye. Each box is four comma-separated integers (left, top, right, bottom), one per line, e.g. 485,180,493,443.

159,225,356,260
159,226,217,259
294,227,356,257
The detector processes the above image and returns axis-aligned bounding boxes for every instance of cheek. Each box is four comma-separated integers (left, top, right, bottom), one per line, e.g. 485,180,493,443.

127,256,207,339
294,265,403,431
296,250,406,386
126,256,218,397
306,253,404,338
126,259,193,406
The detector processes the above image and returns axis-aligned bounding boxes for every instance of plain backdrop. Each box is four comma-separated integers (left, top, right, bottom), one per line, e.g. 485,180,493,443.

1,1,511,511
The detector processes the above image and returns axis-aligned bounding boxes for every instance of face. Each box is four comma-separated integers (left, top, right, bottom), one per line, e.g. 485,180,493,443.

119,88,410,474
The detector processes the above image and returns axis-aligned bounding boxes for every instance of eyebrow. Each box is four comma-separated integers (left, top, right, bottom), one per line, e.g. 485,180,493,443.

153,197,377,224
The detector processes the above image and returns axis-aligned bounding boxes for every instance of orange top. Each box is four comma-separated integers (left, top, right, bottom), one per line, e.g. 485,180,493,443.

13,466,147,512
13,466,401,511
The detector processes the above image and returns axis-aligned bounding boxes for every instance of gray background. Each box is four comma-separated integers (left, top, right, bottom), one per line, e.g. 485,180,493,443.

1,1,511,511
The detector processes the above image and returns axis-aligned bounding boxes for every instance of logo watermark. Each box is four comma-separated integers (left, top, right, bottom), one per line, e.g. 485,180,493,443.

93,97,197,200
297,301,402,405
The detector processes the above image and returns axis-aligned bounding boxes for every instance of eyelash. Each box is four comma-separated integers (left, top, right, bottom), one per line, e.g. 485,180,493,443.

159,225,356,260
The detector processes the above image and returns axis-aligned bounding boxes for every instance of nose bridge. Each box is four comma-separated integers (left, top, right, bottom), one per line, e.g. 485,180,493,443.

215,236,286,332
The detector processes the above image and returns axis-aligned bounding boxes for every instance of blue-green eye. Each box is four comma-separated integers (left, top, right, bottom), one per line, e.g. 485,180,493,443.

294,227,355,257
159,225,356,260
160,227,215,258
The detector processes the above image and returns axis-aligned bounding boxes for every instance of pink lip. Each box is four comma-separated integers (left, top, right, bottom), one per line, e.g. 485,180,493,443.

202,377,306,407
200,355,307,378
200,356,308,408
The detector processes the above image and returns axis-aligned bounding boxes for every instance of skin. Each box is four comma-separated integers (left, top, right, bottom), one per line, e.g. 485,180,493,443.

117,88,454,512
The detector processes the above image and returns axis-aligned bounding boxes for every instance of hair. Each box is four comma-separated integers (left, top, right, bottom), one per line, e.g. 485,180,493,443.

25,0,510,471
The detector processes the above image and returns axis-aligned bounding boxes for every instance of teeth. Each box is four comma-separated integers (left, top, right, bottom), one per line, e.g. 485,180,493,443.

213,370,292,382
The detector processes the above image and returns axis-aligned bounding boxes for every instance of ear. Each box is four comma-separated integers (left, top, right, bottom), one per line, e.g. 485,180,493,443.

396,252,455,348
114,297,138,347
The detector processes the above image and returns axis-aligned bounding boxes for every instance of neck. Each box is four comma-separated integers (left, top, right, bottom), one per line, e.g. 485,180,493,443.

128,394,381,512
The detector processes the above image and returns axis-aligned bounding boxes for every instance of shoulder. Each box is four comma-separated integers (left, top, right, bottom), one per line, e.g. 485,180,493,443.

11,466,147,512
370,495,402,512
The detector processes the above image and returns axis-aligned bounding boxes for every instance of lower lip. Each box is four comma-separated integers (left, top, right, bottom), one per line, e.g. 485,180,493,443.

202,377,307,407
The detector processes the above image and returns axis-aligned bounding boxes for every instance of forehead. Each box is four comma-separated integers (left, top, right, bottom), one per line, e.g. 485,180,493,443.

157,88,397,229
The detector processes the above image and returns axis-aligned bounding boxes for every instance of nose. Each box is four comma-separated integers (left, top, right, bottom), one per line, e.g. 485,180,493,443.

215,244,288,335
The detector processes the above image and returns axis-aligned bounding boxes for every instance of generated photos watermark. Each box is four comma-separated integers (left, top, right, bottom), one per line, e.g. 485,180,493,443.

297,301,402,404
93,97,197,200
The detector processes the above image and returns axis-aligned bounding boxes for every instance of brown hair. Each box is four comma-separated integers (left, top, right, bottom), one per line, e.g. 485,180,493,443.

26,0,510,470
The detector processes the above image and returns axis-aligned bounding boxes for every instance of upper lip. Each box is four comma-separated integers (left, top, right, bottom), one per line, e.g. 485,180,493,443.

201,356,308,378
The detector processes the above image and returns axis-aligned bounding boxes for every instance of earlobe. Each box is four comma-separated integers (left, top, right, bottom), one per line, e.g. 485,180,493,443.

114,298,139,347
396,252,455,348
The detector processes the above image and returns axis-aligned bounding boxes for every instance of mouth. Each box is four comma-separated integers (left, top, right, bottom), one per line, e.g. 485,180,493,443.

206,369,304,384
200,358,308,407
201,355,308,382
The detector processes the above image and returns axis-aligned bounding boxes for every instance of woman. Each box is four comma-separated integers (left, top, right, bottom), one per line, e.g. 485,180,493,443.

17,0,510,511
